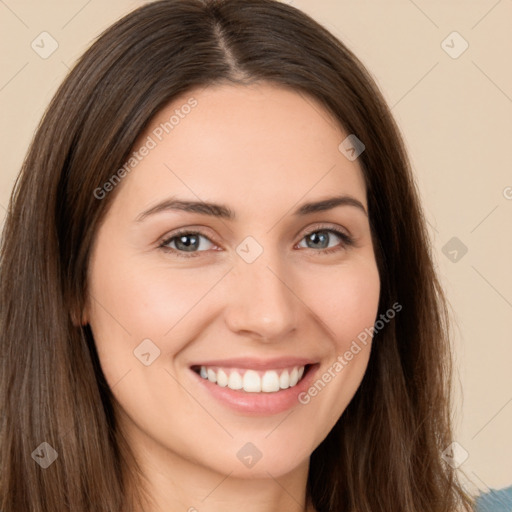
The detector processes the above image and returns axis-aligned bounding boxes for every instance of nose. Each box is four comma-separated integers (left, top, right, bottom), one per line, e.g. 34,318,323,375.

223,251,299,342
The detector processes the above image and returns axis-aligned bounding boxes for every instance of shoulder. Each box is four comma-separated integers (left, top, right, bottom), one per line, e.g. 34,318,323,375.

474,485,512,512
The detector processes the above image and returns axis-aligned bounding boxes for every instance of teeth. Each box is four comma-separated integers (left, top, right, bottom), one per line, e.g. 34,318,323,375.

279,370,290,389
289,367,299,387
261,371,280,392
217,369,228,387
207,368,217,383
197,365,306,393
243,370,261,392
228,371,243,390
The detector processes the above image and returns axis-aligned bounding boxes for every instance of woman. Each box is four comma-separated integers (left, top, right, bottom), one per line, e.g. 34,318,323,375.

0,0,477,510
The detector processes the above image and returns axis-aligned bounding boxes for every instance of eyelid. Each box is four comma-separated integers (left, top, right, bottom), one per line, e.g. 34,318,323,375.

158,225,219,244
300,222,352,239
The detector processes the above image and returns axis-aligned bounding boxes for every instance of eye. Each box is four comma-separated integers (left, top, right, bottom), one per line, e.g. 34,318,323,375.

296,226,354,256
159,230,217,258
158,225,354,258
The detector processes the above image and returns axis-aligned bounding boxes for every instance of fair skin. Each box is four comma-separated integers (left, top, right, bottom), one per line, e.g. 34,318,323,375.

84,83,380,512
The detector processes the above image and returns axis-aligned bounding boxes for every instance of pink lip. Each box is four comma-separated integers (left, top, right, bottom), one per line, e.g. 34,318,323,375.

189,356,316,371
190,362,320,416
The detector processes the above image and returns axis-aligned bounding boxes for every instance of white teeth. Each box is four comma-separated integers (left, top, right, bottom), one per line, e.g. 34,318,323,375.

279,370,290,389
261,371,280,392
243,370,261,392
289,367,299,387
228,371,243,390
216,369,228,387
197,365,306,393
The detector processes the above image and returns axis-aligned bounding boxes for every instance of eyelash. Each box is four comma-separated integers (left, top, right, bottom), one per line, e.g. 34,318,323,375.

158,225,354,259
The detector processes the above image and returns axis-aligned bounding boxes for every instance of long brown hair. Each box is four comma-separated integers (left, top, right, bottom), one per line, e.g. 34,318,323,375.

0,0,475,510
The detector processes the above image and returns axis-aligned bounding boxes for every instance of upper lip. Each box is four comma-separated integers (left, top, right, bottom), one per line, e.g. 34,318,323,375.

190,357,317,371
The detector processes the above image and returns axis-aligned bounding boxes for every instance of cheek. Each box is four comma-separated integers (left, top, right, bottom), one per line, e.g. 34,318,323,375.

87,248,219,352
86,246,239,413
302,258,381,347
296,258,380,431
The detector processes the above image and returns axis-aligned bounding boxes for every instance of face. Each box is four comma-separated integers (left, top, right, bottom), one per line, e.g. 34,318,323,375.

84,83,380,480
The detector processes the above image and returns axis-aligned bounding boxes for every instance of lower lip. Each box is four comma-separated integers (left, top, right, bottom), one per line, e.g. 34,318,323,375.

191,364,320,415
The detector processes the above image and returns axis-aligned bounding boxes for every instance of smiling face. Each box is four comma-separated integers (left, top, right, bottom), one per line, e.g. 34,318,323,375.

84,83,380,482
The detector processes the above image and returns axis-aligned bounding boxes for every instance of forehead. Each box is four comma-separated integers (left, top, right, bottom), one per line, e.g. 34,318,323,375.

113,83,367,217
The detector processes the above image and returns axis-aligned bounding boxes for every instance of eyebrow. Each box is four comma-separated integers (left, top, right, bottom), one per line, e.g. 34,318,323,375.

135,194,367,222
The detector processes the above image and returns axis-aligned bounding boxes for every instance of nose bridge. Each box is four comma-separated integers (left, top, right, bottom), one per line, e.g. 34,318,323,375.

224,243,298,340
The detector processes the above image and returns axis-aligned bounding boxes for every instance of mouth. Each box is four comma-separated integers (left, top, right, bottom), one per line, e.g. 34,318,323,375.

189,359,319,415
191,364,312,393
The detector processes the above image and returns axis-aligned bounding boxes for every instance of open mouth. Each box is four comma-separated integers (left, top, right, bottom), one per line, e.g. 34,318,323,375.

191,364,313,393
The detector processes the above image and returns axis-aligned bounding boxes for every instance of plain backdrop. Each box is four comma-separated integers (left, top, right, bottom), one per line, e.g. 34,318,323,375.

0,0,511,494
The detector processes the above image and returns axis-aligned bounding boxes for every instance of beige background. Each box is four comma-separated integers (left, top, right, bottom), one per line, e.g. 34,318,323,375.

1,0,511,495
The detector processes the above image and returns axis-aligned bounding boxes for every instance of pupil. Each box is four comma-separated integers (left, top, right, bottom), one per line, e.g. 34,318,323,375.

309,231,327,249
177,234,198,251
